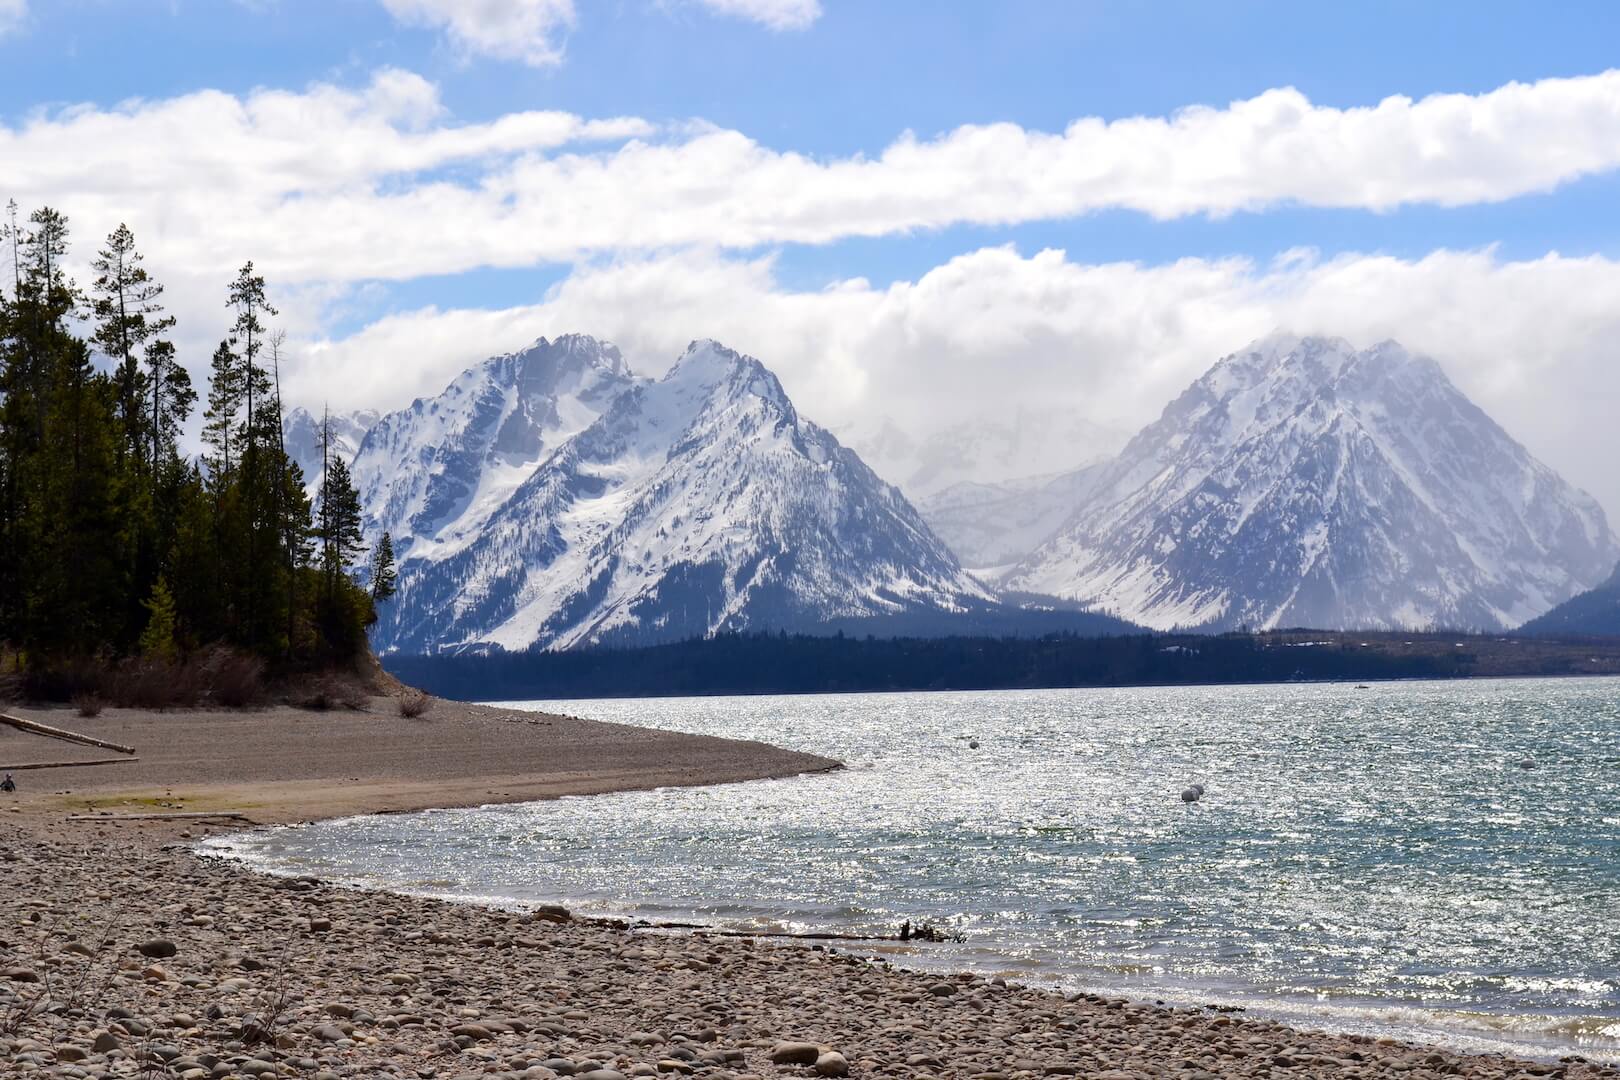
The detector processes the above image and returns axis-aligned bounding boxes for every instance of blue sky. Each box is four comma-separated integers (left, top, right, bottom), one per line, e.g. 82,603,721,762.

3,0,1620,512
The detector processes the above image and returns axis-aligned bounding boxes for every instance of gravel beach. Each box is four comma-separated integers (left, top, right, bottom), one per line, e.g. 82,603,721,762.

2,699,1616,1080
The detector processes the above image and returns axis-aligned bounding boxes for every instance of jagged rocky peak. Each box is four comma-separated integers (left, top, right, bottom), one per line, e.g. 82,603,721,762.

496,332,631,386
371,338,994,653
1003,332,1620,632
350,333,641,554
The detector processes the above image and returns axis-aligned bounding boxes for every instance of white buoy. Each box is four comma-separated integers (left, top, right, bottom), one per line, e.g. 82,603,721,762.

1181,786,1201,803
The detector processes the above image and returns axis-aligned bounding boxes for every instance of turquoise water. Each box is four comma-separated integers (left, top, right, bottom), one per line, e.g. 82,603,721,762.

206,677,1620,1061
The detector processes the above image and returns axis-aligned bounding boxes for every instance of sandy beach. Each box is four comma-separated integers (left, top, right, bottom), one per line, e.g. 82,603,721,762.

0,698,838,836
2,696,1615,1080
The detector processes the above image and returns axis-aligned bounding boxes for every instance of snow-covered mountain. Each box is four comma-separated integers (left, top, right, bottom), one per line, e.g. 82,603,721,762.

351,334,635,561
283,406,379,494
915,464,1111,570
371,338,1000,653
840,410,1128,500
1003,334,1620,632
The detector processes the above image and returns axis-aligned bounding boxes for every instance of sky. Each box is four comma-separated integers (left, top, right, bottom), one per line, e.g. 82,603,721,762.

3,0,1620,514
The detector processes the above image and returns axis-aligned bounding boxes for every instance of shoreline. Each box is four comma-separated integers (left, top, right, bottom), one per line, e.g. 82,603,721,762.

205,825,1620,1070
472,667,1620,703
3,695,1617,1079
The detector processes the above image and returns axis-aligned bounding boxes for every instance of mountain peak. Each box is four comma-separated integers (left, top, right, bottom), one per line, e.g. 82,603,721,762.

370,340,988,652
669,338,751,380
351,334,641,553
1005,337,1619,632
493,333,631,387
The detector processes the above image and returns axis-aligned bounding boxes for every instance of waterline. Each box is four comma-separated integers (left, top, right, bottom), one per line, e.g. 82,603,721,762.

205,677,1620,1063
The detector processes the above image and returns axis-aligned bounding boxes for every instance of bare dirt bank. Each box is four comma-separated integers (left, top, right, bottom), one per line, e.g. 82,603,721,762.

0,697,838,840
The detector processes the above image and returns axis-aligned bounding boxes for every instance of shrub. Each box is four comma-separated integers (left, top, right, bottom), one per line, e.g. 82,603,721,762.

398,689,432,718
72,692,104,718
294,679,337,711
106,657,200,709
197,647,266,708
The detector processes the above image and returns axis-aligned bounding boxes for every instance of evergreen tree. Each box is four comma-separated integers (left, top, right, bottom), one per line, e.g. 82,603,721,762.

0,205,370,688
226,262,276,467
227,264,278,648
91,223,174,471
138,575,179,663
145,338,195,470
202,338,242,479
318,455,365,593
369,532,398,603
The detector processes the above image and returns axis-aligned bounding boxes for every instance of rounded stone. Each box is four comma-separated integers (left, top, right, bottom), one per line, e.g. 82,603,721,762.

770,1043,823,1066
814,1052,850,1078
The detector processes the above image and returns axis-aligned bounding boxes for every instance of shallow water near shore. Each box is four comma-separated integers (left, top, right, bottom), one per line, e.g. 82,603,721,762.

206,676,1620,1062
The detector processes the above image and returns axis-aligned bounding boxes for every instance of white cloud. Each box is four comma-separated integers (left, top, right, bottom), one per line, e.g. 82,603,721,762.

2,69,652,281
287,245,1620,522
0,0,25,36
10,69,1620,288
694,0,821,31
380,0,576,67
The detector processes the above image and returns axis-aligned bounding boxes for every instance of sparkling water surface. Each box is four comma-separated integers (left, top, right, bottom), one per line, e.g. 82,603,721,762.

206,677,1620,1061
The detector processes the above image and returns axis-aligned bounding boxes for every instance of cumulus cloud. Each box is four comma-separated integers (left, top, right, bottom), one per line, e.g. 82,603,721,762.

286,246,1620,521
695,0,821,31
2,68,652,281
380,0,576,67
11,69,1620,287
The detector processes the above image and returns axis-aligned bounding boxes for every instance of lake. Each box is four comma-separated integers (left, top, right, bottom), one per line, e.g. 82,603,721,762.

204,677,1620,1062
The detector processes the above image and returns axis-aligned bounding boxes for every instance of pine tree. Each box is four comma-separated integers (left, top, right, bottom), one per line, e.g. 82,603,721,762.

138,575,179,663
226,262,276,469
145,338,195,470
91,223,174,471
202,339,242,479
0,209,370,683
369,532,398,603
227,264,278,649
318,455,365,593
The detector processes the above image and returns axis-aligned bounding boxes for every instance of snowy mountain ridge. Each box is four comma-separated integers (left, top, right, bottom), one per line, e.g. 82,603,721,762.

1002,333,1620,631
283,406,379,495
368,338,1000,652
350,334,637,563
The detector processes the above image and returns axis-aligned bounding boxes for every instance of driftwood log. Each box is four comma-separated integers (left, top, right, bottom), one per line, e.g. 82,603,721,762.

0,757,139,771
0,713,136,755
65,811,250,822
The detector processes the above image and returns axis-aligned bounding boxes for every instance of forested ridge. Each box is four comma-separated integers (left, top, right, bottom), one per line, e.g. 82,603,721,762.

0,203,395,701
387,629,1620,700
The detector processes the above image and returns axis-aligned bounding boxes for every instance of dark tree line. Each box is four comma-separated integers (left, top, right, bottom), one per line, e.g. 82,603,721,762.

0,204,389,686
384,630,1491,701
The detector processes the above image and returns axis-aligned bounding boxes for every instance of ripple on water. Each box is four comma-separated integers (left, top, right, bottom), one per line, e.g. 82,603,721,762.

204,676,1620,1063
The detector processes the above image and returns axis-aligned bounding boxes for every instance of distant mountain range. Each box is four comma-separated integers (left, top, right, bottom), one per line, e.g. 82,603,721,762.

1000,335,1618,631
292,331,1620,650
332,336,1127,653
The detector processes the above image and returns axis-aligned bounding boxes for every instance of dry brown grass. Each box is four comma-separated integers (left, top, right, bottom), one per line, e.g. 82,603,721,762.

397,688,432,718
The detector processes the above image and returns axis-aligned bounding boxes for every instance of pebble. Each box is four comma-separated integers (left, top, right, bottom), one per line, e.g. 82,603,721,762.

0,830,1612,1080
815,1051,850,1077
